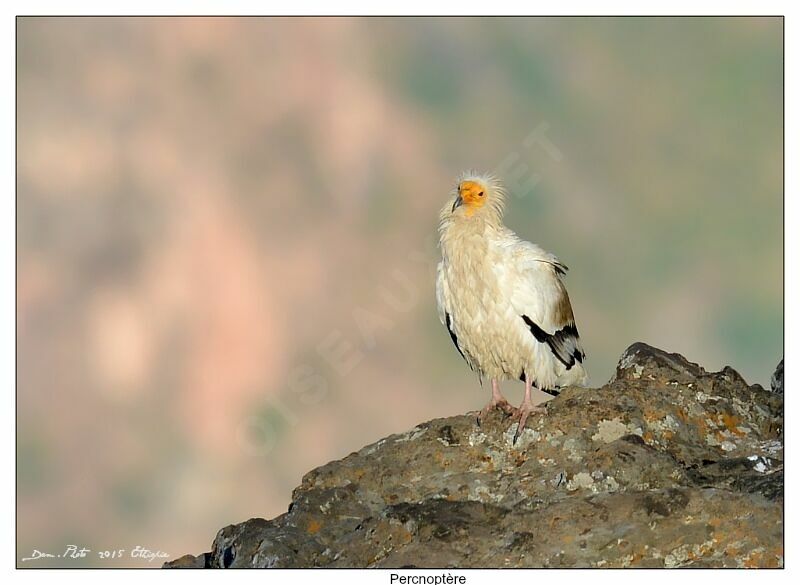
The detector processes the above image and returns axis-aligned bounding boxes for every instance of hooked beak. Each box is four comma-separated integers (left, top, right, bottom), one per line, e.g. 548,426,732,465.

452,194,463,212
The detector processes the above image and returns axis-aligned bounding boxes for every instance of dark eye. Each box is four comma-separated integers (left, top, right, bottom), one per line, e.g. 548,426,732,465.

478,191,484,197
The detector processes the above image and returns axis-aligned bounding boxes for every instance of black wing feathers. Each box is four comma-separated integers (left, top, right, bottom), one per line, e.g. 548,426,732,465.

521,315,584,370
446,312,468,363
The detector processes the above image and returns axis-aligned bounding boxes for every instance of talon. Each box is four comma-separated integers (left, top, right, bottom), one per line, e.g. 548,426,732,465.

511,400,546,444
476,380,526,430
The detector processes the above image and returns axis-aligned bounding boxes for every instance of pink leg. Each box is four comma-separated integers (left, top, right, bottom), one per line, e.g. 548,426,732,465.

513,377,547,444
477,379,516,426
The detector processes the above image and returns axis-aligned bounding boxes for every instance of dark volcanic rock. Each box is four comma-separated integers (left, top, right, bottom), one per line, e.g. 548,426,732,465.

165,343,784,569
162,553,211,568
771,359,784,395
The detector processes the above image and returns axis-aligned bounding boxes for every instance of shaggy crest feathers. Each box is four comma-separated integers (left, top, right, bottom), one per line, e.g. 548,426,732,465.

439,170,507,229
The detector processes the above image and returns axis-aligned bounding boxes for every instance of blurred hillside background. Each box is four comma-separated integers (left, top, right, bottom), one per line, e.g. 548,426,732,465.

17,17,782,566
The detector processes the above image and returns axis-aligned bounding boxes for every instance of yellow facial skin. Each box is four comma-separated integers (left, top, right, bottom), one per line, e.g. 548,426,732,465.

457,180,487,216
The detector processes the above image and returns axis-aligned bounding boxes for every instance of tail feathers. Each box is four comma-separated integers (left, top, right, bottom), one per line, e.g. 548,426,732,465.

521,315,585,370
519,362,587,395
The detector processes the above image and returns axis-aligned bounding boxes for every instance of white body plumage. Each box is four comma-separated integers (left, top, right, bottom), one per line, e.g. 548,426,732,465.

436,172,587,394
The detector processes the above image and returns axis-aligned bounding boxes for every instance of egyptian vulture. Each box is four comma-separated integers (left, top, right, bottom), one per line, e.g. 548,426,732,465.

436,171,587,442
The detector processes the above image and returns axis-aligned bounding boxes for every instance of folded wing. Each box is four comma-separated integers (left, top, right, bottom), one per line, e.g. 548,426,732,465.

503,241,585,370
436,260,470,367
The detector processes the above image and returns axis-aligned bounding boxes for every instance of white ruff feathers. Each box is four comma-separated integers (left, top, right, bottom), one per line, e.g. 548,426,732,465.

436,171,587,391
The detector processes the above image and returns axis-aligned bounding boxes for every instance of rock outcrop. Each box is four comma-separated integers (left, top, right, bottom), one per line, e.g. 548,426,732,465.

771,358,784,395
165,343,783,569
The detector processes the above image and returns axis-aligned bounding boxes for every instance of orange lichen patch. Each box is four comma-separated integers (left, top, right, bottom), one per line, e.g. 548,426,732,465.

770,547,784,567
683,416,712,447
662,430,675,441
307,519,322,535
720,526,752,558
642,431,655,444
628,550,645,564
561,533,574,545
739,546,783,568
725,545,741,557
743,549,766,568
692,417,710,438
720,413,746,437
643,409,665,422
478,454,495,472
433,452,452,468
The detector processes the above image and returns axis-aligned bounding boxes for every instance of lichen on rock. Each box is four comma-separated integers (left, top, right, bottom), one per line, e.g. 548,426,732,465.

165,343,783,569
